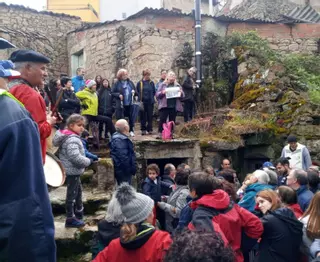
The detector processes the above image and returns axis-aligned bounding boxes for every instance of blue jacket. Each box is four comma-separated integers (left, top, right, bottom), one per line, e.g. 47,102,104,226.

238,183,274,212
142,177,163,203
72,75,85,93
297,185,314,212
176,196,194,232
310,239,320,259
0,92,56,261
110,132,136,180
81,138,98,161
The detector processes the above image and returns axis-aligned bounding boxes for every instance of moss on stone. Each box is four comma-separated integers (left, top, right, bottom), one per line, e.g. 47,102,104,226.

231,87,265,109
99,158,113,168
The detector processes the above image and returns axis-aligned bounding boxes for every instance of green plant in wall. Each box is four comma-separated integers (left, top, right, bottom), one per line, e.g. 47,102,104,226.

175,42,193,69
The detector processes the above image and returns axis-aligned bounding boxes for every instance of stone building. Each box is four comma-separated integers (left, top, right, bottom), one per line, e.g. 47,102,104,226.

0,3,83,76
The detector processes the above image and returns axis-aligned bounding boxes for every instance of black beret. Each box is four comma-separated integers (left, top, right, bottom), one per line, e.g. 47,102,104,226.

9,50,50,63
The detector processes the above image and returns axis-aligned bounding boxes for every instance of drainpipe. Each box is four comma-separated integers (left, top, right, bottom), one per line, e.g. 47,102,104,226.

209,0,214,15
194,0,202,87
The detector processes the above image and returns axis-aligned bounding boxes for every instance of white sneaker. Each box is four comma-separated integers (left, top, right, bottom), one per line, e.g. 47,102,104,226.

130,131,135,137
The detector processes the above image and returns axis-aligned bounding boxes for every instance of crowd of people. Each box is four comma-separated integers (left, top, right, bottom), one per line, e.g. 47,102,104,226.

43,66,198,140
2,41,320,262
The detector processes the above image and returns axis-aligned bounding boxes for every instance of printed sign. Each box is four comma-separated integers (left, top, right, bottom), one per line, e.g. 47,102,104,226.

165,87,181,99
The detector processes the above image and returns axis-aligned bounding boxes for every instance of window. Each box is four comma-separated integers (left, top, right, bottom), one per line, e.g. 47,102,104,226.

122,12,127,19
71,50,84,76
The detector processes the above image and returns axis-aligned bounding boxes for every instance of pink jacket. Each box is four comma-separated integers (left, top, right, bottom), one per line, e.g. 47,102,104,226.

156,82,184,112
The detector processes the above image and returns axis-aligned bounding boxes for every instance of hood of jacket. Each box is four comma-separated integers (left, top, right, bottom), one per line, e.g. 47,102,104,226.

52,129,78,147
97,220,122,246
246,183,274,193
120,223,155,250
270,208,303,238
191,189,230,210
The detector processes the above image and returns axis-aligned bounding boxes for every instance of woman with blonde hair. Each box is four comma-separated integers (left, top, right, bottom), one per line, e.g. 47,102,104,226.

300,192,320,259
112,69,138,137
255,190,303,262
93,183,172,262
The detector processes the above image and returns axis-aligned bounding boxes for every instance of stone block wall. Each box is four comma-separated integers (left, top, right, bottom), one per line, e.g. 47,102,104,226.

67,14,213,82
227,23,320,54
0,3,82,77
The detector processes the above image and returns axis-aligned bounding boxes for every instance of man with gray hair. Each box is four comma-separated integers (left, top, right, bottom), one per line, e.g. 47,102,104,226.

287,169,314,211
162,163,176,195
110,119,136,185
238,170,273,212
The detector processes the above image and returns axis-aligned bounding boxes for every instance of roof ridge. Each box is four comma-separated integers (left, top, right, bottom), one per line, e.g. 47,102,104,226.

0,2,81,20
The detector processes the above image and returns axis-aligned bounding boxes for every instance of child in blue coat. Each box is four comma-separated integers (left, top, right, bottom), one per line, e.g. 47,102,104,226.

81,129,99,161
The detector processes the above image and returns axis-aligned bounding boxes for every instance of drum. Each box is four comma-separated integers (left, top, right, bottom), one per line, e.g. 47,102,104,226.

44,152,66,187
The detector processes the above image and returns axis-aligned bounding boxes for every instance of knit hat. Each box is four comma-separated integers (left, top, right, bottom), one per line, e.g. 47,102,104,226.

287,135,297,143
85,79,96,89
115,183,154,224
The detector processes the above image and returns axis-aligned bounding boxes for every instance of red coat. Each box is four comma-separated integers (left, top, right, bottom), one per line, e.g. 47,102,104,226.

10,83,51,163
189,190,264,262
93,230,172,262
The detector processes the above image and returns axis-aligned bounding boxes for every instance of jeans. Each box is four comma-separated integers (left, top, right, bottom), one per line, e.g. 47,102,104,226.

158,108,176,133
66,175,83,218
140,103,154,132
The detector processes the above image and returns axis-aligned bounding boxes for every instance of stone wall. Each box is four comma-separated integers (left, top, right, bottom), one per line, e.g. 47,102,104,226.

227,23,320,54
67,14,225,82
0,3,82,77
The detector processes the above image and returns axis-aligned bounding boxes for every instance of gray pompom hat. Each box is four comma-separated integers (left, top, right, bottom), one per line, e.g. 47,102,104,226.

115,183,154,224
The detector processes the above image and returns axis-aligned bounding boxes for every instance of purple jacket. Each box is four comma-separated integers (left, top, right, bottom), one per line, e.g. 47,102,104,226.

156,82,184,112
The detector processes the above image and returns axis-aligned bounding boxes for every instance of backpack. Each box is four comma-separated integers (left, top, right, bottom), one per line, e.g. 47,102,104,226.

162,121,175,140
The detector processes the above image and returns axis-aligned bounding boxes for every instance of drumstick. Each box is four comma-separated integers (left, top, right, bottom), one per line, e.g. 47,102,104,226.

51,88,65,117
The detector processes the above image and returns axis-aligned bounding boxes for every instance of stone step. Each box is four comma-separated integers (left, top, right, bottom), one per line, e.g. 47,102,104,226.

55,221,97,261
50,186,112,215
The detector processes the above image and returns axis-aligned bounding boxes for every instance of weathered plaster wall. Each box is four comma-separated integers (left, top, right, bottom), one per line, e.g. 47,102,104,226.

227,23,320,54
0,3,82,77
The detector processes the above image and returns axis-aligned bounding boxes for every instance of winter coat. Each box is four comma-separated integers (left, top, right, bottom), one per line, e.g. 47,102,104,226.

57,88,80,121
255,208,303,262
161,175,175,196
76,88,98,116
98,87,114,116
142,177,163,203
53,130,91,176
93,223,172,262
110,132,136,181
181,74,195,101
297,185,314,212
9,78,51,164
158,185,189,233
176,195,194,232
288,203,303,219
111,79,138,118
81,138,98,161
189,190,264,262
300,215,313,258
281,143,312,171
238,183,274,212
310,239,320,260
156,82,184,112
72,75,85,93
136,80,156,104
91,220,121,259
0,90,56,262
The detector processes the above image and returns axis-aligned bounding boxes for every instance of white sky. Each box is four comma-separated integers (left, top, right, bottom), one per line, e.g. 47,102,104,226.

3,0,46,11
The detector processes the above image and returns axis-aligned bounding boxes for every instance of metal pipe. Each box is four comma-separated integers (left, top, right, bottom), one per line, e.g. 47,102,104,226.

194,0,202,87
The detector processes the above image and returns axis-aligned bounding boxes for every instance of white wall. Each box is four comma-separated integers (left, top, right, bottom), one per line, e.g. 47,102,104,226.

100,0,161,21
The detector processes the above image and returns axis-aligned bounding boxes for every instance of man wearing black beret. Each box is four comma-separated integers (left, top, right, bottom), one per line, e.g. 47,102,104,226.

8,50,57,164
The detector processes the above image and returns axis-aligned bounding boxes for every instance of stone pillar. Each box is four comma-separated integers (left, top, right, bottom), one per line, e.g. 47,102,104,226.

92,158,114,192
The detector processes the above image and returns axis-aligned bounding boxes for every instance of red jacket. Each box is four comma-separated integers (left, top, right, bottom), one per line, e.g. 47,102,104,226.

10,82,51,163
189,190,264,262
288,203,303,219
93,230,172,262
